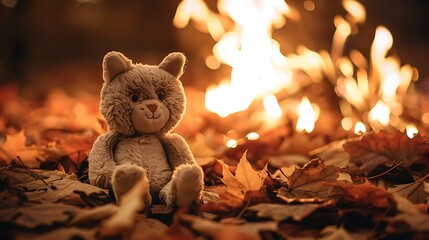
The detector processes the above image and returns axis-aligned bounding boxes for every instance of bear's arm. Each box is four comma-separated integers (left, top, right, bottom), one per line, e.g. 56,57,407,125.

88,132,117,189
161,133,196,169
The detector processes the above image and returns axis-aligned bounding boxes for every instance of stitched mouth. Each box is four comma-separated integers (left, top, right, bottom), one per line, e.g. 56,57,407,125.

145,113,161,120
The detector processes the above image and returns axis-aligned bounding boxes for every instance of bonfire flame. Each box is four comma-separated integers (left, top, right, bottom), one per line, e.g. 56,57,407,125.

174,0,420,136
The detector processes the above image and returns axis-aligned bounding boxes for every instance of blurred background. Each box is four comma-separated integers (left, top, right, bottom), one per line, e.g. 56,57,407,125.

0,0,428,96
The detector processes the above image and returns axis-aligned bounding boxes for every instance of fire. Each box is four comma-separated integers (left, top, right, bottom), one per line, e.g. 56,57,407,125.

296,97,319,133
176,0,292,118
175,0,420,136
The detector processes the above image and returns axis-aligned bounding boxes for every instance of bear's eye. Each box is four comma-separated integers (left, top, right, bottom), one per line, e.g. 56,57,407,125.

130,93,140,103
156,91,166,101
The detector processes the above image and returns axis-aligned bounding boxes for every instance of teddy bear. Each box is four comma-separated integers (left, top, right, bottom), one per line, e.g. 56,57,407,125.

88,51,204,209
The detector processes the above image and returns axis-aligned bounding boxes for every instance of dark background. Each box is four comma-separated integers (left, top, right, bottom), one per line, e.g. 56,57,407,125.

0,0,428,95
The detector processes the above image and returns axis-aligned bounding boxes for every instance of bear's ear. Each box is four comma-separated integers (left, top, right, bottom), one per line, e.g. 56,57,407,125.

158,52,186,78
102,51,132,83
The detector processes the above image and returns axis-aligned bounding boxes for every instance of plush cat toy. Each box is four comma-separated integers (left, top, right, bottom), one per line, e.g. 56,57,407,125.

88,51,204,209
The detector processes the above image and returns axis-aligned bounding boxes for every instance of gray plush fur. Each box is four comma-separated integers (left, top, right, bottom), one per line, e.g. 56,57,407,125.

88,51,203,208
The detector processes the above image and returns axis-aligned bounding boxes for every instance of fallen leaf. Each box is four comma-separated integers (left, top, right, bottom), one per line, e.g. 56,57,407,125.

12,171,108,204
344,131,428,176
218,151,267,195
68,203,118,226
0,200,82,229
333,180,395,208
388,173,429,205
248,201,334,221
278,159,340,200
386,195,429,232
199,187,244,216
235,151,267,192
180,213,278,240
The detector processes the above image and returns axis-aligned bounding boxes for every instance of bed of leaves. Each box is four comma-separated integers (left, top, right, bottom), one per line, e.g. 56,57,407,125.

1,87,429,239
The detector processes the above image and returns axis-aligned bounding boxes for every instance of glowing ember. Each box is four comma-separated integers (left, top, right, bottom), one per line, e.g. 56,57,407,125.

296,97,319,133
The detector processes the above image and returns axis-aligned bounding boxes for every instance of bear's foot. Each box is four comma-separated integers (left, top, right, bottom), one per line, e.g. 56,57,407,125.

173,164,204,208
111,163,151,207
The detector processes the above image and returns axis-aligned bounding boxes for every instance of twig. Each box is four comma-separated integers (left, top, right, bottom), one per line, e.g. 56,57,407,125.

0,159,15,174
367,162,404,180
16,156,47,185
236,197,251,220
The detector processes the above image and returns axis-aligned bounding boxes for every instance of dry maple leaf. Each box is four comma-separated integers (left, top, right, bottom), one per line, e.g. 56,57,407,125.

344,131,428,176
12,171,108,204
218,150,267,195
278,159,341,201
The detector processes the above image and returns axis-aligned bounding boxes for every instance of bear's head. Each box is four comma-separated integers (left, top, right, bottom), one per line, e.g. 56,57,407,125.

100,51,187,136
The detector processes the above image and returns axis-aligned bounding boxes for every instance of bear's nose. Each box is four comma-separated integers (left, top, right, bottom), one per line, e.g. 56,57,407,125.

147,103,158,113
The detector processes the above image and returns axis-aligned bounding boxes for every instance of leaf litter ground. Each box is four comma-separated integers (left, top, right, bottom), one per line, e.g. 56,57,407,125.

1,88,429,239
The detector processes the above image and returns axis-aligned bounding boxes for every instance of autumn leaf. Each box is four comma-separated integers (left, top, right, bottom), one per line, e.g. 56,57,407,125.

0,199,82,229
248,200,334,221
387,173,429,205
387,195,429,232
217,150,267,195
278,159,341,201
12,171,108,204
0,131,62,167
180,213,278,240
344,131,428,176
333,180,395,208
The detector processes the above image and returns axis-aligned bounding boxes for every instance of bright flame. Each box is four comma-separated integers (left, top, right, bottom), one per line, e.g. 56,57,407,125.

342,0,366,23
369,100,390,126
181,0,294,117
406,124,418,139
354,121,366,135
296,97,318,133
263,94,282,118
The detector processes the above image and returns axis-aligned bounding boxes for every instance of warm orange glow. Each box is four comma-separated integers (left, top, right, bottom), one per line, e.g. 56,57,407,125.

296,97,319,133
246,132,260,140
341,117,353,131
369,100,390,126
354,121,366,135
226,139,238,148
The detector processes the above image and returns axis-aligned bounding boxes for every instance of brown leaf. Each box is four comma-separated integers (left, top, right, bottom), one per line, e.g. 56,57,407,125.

344,131,428,175
248,200,334,222
180,214,278,240
388,173,429,205
387,195,429,232
12,171,108,204
333,180,395,208
278,159,340,200
0,200,82,229
199,187,244,215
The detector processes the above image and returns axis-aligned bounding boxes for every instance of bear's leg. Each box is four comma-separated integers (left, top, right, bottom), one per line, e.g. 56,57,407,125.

111,162,151,207
160,164,203,208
